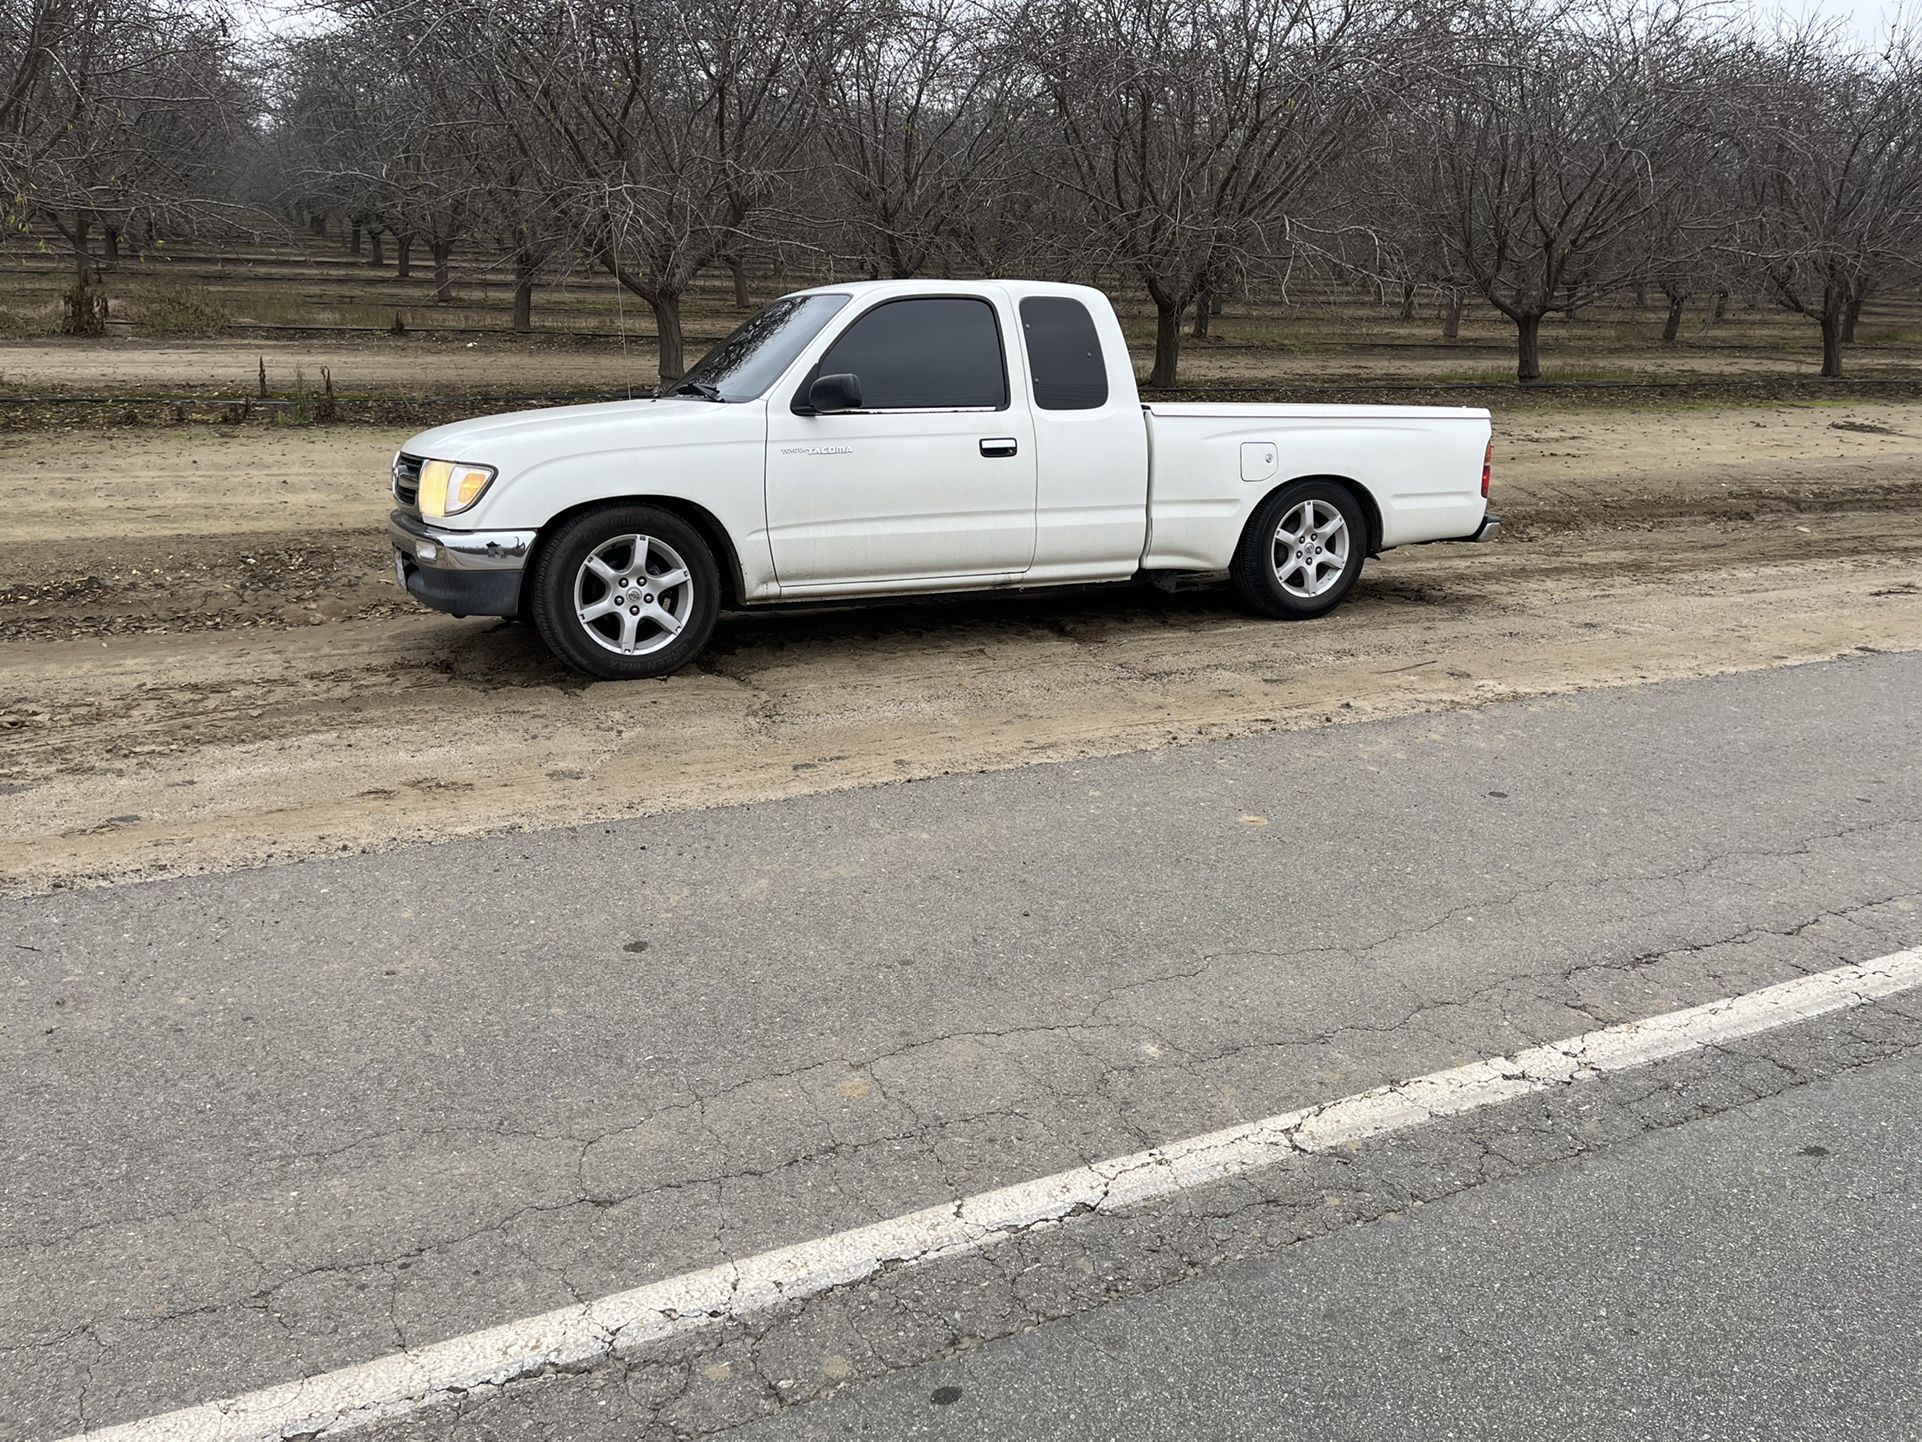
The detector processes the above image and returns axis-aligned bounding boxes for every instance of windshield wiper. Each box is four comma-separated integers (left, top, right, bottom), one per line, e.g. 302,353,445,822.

665,379,723,402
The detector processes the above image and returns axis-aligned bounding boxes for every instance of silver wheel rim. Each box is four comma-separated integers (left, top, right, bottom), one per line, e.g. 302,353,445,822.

572,534,694,656
1272,499,1350,599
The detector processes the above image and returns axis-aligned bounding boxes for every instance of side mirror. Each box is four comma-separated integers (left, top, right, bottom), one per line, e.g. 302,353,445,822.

806,372,862,413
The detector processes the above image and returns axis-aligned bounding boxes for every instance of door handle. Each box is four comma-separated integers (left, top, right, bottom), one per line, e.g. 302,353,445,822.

979,437,1018,458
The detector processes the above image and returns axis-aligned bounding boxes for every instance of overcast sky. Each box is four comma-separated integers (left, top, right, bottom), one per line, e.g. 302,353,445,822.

1793,0,1913,44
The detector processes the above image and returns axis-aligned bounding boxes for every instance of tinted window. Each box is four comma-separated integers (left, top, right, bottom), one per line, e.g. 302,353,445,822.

678,293,850,401
1020,297,1108,410
814,298,1007,410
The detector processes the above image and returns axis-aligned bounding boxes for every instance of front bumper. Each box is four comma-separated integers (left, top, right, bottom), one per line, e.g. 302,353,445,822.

388,510,536,618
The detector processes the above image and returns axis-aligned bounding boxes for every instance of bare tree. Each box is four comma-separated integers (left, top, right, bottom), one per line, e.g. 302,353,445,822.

273,28,392,264
280,4,481,301
1638,146,1737,345
0,2,79,220
34,0,1903,388
813,0,1024,279
1017,0,1378,387
464,3,614,332
1387,0,1720,382
3,0,247,286
1726,22,1922,377
483,0,825,381
275,2,577,328
1334,116,1479,341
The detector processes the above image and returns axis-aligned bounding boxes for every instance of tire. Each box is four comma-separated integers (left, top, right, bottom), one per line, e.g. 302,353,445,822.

529,504,721,679
1230,479,1367,620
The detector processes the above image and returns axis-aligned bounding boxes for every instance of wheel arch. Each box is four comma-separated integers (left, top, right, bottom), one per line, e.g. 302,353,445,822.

520,495,748,617
1242,473,1383,559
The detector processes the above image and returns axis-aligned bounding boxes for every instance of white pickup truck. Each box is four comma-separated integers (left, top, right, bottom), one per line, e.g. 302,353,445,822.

389,280,1496,679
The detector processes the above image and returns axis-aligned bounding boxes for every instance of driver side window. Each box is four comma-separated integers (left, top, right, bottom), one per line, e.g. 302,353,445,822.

812,298,1008,411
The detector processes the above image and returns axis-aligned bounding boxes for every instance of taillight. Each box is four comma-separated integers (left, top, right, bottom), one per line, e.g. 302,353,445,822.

1481,440,1492,499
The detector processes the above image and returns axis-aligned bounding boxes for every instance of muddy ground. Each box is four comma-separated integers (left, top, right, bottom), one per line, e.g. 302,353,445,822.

2,399,1919,897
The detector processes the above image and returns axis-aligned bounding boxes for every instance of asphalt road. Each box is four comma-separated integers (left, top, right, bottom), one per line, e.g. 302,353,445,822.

750,1048,1922,1442
4,650,1921,1439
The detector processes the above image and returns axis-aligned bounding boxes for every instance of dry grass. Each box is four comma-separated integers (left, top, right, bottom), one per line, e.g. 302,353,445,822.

127,280,233,337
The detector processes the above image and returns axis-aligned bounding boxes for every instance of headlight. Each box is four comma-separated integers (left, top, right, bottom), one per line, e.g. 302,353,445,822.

418,459,496,518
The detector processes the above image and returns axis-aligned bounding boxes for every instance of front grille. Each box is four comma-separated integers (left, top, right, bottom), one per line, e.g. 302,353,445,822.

392,453,423,507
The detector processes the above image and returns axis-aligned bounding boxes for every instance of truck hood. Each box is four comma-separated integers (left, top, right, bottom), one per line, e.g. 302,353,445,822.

400,395,751,473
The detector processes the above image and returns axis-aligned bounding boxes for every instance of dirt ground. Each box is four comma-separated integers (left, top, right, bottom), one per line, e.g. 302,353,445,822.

2,399,1919,897
8,330,1922,400
0,335,672,396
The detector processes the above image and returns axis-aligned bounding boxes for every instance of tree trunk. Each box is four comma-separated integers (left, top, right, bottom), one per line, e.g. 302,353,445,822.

103,226,121,266
512,252,536,333
1819,310,1844,379
1397,282,1417,323
367,229,385,267
1442,292,1464,341
1191,277,1214,340
350,219,362,255
395,234,414,280
1633,278,1648,309
1515,311,1544,383
1662,293,1686,344
431,241,454,303
71,213,91,281
1842,283,1867,344
1711,288,1728,322
650,291,686,381
1147,290,1183,389
725,253,749,308
309,212,326,238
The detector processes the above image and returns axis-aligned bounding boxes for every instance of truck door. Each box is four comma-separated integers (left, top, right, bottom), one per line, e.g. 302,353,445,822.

764,294,1037,588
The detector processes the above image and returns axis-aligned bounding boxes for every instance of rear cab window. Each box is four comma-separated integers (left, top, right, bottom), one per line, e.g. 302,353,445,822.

806,297,1009,411
1019,297,1109,411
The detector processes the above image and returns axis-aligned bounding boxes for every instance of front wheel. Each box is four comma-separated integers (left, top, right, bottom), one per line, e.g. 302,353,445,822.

529,504,721,679
1230,480,1367,620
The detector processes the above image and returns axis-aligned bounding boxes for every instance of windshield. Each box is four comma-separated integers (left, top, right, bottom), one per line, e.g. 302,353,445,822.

668,293,851,402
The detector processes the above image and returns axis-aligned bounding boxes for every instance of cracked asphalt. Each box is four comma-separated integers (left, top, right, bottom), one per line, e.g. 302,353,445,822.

5,649,1921,1439
747,1047,1922,1442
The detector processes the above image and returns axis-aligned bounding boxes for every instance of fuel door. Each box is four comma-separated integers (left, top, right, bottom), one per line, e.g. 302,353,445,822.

1240,441,1278,483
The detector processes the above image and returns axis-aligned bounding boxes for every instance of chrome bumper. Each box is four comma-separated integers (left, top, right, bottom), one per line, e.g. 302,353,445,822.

388,511,534,619
388,511,536,571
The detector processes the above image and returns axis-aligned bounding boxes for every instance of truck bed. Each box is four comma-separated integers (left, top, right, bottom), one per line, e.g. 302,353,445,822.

1141,402,1493,571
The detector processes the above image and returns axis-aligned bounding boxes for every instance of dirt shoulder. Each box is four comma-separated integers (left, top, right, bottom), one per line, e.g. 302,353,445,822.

2,400,1919,896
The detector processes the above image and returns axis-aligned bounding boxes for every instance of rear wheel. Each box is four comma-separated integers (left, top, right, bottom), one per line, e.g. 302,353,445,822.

530,505,721,679
1230,479,1367,620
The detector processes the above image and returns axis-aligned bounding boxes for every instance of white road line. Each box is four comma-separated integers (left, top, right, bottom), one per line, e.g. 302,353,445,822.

66,947,1922,1442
